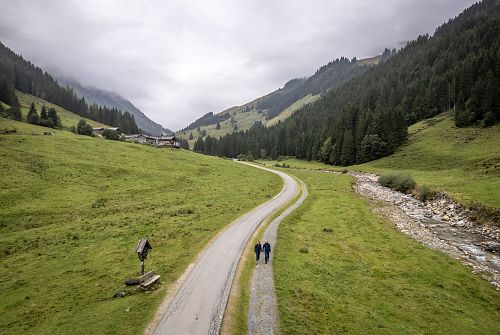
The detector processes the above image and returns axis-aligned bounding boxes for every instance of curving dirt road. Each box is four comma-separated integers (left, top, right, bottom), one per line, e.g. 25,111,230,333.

150,162,299,335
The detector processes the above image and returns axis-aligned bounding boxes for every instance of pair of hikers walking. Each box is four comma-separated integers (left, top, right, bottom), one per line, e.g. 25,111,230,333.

254,240,271,264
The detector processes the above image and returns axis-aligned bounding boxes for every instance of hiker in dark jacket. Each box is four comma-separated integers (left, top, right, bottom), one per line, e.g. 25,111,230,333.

254,241,262,263
263,240,271,264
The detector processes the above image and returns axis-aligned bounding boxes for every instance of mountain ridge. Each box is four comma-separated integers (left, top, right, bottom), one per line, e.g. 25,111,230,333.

0,41,140,134
178,54,380,147
193,0,500,165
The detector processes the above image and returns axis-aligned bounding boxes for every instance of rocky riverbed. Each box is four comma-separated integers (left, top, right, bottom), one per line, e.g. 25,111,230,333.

348,171,500,289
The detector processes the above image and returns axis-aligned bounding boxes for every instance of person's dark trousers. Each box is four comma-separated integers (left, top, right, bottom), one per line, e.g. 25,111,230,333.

264,251,270,264
255,251,260,262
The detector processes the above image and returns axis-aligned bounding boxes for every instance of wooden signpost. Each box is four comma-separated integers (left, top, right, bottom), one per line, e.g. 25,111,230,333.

135,238,160,290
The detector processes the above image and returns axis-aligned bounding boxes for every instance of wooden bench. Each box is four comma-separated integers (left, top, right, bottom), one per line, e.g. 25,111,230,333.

138,270,160,290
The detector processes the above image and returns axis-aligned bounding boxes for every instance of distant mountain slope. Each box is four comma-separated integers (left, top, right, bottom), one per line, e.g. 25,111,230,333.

58,77,171,136
178,55,380,147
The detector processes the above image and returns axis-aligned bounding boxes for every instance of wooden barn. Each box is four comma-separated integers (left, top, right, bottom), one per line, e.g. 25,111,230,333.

125,134,180,148
157,136,179,147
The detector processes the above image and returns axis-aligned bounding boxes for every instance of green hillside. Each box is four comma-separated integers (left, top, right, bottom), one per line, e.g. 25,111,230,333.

356,112,500,209
358,54,381,65
15,90,108,130
177,94,321,149
178,102,267,149
266,94,320,127
258,113,500,212
0,117,281,334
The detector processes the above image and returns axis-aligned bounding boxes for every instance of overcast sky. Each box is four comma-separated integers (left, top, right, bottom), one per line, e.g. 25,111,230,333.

0,0,476,130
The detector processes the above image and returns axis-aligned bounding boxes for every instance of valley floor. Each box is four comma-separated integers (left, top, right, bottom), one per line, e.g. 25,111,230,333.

2,111,499,335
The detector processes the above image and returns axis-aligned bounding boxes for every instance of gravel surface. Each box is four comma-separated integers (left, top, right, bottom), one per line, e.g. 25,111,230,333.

150,162,299,335
248,181,308,335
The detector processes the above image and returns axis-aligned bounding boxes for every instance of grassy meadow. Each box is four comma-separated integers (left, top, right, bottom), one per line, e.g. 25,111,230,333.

266,94,320,127
273,169,500,334
0,117,282,334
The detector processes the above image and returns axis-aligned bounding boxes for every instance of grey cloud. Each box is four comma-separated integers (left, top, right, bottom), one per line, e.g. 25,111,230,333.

0,0,476,130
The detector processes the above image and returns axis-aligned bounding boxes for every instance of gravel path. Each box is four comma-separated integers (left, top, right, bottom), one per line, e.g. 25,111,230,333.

248,180,308,335
149,162,299,335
